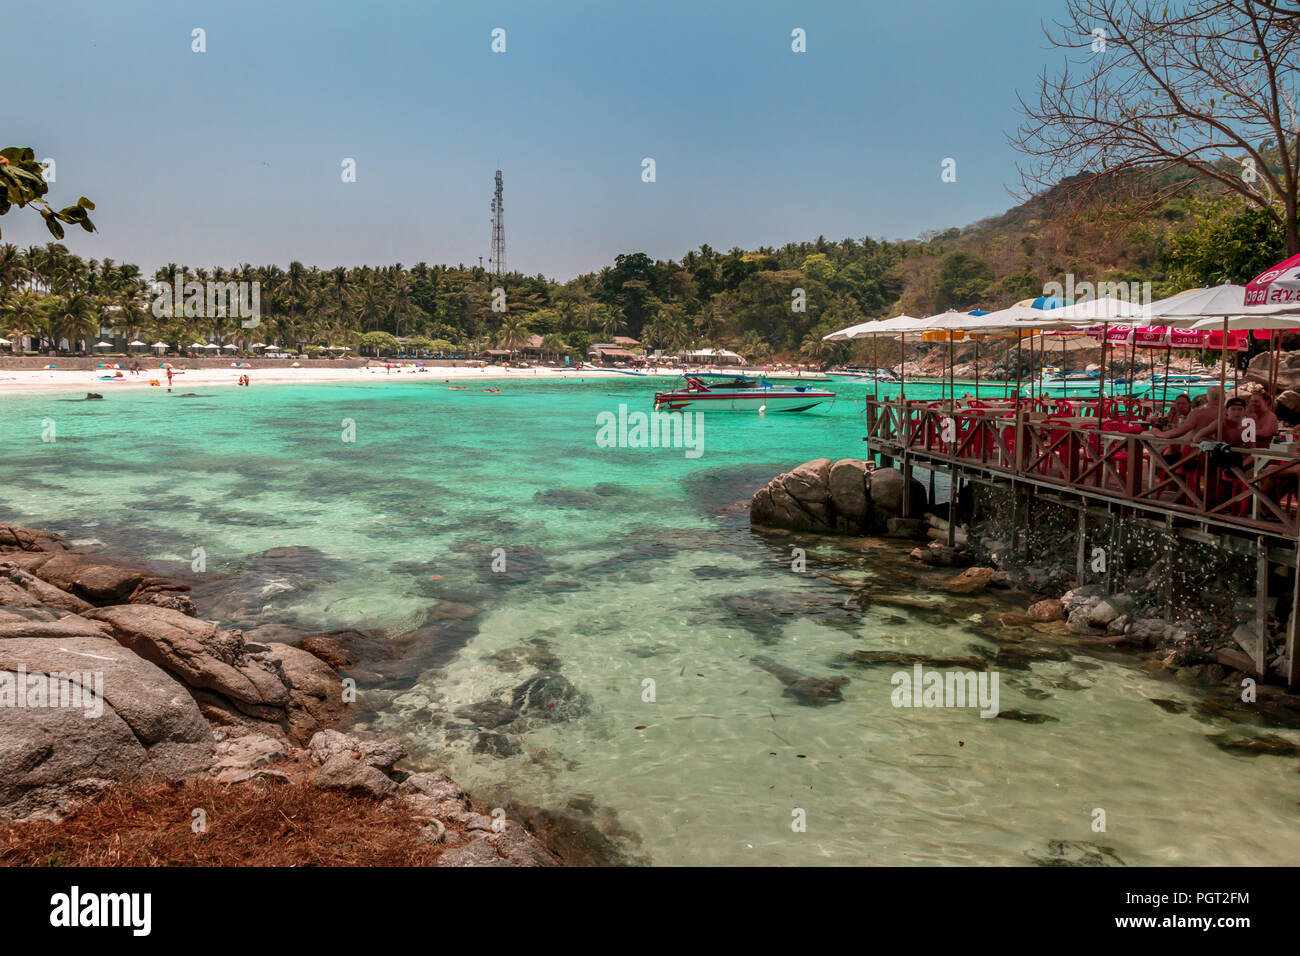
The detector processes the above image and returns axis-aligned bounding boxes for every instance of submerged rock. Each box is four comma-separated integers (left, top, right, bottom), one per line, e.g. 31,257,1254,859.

751,656,849,706
994,709,1058,724
941,566,995,595
1025,840,1124,867
511,673,582,719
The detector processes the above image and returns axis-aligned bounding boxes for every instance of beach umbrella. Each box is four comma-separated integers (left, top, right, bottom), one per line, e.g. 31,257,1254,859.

0,338,10,345
202,342,220,350
1049,295,1147,323
188,341,206,348
1246,253,1300,306
128,340,146,347
222,343,239,350
822,314,926,340
151,341,168,350
94,341,112,349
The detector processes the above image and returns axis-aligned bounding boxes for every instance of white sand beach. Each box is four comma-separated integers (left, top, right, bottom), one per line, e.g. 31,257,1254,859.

0,363,683,395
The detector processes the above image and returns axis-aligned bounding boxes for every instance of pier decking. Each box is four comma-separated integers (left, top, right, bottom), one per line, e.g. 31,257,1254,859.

863,396,1300,685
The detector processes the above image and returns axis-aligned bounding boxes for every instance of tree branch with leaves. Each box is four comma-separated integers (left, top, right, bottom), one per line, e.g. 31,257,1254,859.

0,147,95,240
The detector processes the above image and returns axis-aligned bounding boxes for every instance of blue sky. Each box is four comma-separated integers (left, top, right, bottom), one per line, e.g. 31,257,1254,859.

8,0,1067,278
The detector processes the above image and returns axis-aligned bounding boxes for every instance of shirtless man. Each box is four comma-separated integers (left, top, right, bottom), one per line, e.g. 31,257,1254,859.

1148,387,1220,440
1244,391,1278,446
1193,395,1247,445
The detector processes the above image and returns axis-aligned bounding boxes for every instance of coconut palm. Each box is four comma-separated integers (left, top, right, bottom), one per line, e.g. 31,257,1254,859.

495,315,531,357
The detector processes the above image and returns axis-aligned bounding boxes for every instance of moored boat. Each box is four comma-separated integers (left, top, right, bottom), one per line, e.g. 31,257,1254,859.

828,366,901,383
653,375,835,412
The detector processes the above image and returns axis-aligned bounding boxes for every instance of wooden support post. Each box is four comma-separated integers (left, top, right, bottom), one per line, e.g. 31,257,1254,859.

1164,515,1175,623
1010,481,1020,554
1255,535,1269,676
928,467,935,511
1289,548,1300,688
1107,509,1119,592
1076,507,1087,585
947,470,958,548
901,456,911,519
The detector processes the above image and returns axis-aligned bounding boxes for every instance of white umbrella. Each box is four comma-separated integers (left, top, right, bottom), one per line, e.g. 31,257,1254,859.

1047,295,1146,323
1149,284,1300,323
222,343,239,349
823,314,926,340
188,341,206,348
94,341,113,348
0,338,11,346
128,340,146,346
151,342,168,350
202,343,220,350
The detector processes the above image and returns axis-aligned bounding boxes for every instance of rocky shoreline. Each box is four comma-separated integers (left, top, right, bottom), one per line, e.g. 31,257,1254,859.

749,459,1300,715
0,523,564,866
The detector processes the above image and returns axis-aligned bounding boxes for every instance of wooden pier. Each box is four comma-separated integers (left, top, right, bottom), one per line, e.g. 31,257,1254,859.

863,396,1300,686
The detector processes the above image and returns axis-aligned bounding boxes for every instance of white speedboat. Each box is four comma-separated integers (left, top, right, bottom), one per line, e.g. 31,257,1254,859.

828,366,901,383
653,375,834,412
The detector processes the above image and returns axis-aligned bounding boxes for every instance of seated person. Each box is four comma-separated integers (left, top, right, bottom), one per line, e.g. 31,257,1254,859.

1149,393,1191,433
1245,390,1279,446
1192,395,1248,445
1148,388,1218,439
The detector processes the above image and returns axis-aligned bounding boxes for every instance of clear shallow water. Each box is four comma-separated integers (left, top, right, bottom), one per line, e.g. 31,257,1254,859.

2,376,1298,865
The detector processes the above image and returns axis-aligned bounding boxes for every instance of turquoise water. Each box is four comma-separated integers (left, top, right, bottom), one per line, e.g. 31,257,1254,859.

2,376,1298,865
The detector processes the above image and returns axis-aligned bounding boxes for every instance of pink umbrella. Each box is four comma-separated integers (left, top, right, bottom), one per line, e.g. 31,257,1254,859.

1246,252,1300,307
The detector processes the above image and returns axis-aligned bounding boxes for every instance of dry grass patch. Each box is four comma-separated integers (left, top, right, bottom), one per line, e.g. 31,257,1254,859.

0,776,443,867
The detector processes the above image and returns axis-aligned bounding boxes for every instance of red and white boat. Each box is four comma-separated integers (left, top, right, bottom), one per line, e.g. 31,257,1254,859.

653,375,835,412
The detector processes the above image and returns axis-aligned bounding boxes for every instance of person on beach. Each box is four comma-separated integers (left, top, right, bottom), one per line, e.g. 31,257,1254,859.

166,367,174,387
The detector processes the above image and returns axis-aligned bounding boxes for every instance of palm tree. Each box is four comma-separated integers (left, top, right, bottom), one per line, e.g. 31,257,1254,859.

44,292,97,353
6,289,44,350
495,315,530,358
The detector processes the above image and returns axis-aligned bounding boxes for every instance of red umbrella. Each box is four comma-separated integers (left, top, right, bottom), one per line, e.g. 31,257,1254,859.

1246,252,1300,307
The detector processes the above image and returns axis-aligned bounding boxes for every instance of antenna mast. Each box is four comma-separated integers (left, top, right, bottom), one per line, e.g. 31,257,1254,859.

490,169,505,277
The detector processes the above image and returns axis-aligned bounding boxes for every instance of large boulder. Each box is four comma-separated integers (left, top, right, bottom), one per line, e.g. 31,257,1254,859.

751,483,834,532
0,636,214,821
1248,350,1300,393
268,644,348,744
0,607,110,640
0,525,70,553
828,459,871,524
752,460,923,535
868,468,928,526
0,562,93,613
23,552,192,610
83,604,291,711
783,458,832,505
